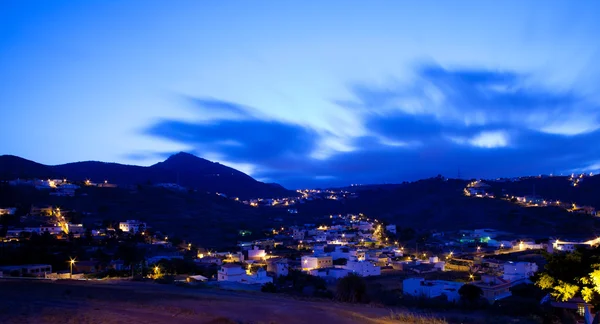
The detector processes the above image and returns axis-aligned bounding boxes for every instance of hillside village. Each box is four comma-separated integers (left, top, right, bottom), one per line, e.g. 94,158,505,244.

3,173,600,322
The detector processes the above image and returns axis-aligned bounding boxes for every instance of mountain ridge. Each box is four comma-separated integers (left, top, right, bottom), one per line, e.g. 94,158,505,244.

0,152,292,198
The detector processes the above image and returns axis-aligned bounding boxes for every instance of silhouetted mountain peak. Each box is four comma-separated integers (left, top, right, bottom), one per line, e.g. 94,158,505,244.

153,152,214,170
0,153,293,198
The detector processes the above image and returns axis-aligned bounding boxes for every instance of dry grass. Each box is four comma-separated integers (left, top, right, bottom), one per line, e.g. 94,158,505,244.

387,311,448,324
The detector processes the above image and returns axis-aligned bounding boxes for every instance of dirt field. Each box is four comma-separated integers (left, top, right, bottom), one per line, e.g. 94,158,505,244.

0,279,459,324
4,279,539,324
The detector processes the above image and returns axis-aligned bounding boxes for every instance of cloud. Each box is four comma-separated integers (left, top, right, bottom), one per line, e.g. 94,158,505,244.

141,64,600,188
144,100,319,175
349,64,600,136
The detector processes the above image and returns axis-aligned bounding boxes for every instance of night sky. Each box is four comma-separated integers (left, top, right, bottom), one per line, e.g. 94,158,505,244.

2,1,600,188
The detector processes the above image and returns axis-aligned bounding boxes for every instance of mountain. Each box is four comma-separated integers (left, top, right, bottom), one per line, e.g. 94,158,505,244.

0,152,292,198
0,155,58,180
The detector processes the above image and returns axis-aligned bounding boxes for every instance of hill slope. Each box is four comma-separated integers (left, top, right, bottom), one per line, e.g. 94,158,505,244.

0,152,291,198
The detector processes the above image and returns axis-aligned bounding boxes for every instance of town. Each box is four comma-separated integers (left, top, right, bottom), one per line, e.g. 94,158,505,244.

2,175,599,323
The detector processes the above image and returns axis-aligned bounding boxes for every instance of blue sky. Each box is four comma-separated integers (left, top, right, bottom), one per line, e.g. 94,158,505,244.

2,1,600,188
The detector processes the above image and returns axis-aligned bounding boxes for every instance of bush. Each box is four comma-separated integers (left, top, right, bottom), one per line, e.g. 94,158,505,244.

333,258,347,266
336,274,368,303
261,282,277,293
458,284,483,304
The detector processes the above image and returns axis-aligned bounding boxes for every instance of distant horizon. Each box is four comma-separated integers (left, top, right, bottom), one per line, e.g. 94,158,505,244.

1,151,583,189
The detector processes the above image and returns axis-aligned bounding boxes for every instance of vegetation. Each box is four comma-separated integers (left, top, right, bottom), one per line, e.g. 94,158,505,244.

261,282,277,293
336,274,367,303
535,246,600,308
388,311,447,324
458,284,483,306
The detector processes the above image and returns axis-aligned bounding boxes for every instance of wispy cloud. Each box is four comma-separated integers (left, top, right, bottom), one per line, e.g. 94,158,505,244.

141,64,600,188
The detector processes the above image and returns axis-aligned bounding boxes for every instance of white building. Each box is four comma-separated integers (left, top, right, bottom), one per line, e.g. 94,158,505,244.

67,223,85,235
119,220,147,234
291,227,305,240
0,264,52,277
0,207,17,215
247,246,266,260
503,262,539,282
342,260,381,277
310,267,350,279
218,264,246,282
24,225,63,235
353,222,372,231
217,264,273,284
301,255,333,271
330,246,351,260
266,259,289,277
514,240,544,251
403,278,463,302
314,233,327,242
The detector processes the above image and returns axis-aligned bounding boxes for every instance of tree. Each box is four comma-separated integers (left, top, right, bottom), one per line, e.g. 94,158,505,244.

536,247,600,308
333,258,347,266
458,284,483,304
335,273,367,303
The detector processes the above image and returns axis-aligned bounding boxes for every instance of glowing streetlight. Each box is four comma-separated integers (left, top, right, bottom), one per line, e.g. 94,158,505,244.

69,258,76,279
469,274,474,281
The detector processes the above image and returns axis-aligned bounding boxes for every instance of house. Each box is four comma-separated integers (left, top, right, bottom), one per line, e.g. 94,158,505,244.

0,264,52,277
548,238,594,253
314,233,327,242
217,264,273,285
341,260,381,277
67,223,85,235
119,220,146,234
330,246,351,260
24,225,63,235
466,181,490,196
30,206,54,216
514,240,544,251
291,227,305,240
503,261,538,282
187,274,208,284
266,258,289,277
545,296,594,322
0,207,17,215
218,264,246,282
309,267,350,280
471,275,512,303
246,246,266,260
403,278,463,302
301,255,333,271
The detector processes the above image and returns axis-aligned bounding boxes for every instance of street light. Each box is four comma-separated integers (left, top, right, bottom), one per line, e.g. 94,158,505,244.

469,274,474,281
69,258,76,279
